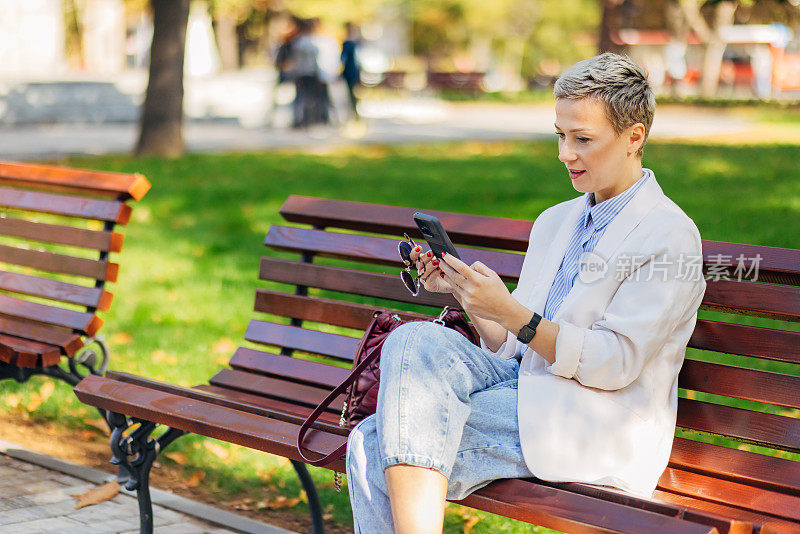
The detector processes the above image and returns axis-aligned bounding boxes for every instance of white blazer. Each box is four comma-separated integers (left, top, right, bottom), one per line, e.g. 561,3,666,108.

486,174,706,497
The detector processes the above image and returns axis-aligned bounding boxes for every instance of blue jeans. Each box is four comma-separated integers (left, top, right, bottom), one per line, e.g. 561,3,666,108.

345,321,534,533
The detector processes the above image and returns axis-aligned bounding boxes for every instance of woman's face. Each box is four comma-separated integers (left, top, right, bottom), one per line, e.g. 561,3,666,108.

554,97,643,203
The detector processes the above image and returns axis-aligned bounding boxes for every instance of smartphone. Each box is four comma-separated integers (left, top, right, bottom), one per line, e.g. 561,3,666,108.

413,212,461,260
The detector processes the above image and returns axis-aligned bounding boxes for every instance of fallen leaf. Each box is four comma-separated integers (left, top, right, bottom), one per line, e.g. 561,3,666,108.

212,338,236,355
72,481,119,509
463,515,481,533
259,495,301,509
151,350,177,365
39,381,55,402
164,452,188,465
6,393,20,408
133,206,151,223
225,497,254,510
111,332,133,345
183,471,205,488
27,394,42,411
203,441,229,460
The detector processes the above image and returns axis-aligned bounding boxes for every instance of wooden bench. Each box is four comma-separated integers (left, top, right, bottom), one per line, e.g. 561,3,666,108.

0,160,149,389
74,195,800,534
426,71,486,93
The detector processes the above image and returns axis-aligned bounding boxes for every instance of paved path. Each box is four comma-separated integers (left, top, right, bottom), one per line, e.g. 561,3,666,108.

0,440,295,534
0,100,751,161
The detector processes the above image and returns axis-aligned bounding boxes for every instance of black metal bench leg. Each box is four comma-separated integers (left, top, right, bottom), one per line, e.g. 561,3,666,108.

107,412,187,534
291,460,326,534
1,337,111,425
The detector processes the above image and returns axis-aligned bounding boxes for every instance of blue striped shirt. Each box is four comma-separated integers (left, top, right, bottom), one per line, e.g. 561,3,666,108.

542,169,653,321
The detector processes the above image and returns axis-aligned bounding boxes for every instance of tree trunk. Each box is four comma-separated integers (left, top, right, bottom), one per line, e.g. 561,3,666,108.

598,0,624,54
135,0,190,157
700,1,736,98
213,14,239,70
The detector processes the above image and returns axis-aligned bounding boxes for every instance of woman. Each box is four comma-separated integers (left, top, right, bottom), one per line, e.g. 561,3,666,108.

346,53,706,533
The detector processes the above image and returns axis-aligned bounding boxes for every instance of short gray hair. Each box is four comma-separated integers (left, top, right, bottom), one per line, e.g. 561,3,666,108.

554,53,655,157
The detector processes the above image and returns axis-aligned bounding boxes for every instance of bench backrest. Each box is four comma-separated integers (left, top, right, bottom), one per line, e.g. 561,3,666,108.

0,161,150,367
236,194,799,521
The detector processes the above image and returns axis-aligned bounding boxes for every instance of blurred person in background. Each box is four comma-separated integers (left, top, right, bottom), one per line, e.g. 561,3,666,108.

289,18,326,128
289,17,340,129
266,15,300,126
341,22,362,120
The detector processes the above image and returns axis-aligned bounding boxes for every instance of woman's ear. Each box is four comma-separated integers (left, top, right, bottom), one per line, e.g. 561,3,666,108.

628,123,646,156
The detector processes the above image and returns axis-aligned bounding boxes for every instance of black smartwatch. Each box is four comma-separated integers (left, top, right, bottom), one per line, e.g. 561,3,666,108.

516,312,542,344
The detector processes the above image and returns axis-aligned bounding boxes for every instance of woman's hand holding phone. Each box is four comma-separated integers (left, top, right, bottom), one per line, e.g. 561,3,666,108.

437,252,516,324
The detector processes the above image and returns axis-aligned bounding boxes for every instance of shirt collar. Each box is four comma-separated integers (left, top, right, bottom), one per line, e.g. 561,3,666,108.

581,169,652,231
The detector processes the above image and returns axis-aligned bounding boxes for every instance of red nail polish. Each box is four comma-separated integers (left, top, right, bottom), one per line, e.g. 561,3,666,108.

427,251,432,257
415,246,421,251
442,251,447,256
440,272,445,278
432,259,439,266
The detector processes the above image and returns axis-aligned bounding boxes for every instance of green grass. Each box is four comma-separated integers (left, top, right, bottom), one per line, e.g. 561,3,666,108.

2,140,799,533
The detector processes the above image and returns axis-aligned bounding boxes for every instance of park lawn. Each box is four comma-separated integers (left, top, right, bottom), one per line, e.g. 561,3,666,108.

1,140,799,533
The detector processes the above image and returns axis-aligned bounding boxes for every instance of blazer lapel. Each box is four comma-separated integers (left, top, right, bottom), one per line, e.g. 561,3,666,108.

592,175,664,262
526,198,585,312
552,176,665,321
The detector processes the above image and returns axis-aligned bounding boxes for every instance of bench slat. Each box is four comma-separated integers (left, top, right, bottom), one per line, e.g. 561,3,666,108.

229,347,351,388
265,225,524,280
689,320,800,364
255,292,796,367
0,293,101,335
659,466,800,520
104,371,345,433
280,196,800,285
0,161,150,201
456,477,721,534
702,279,800,322
670,437,800,497
260,257,457,308
193,384,343,427
0,333,61,367
209,368,346,411
261,258,800,322
0,217,123,252
0,270,112,310
677,398,800,453
0,243,118,281
73,374,348,463
654,490,800,534
679,359,800,410
702,240,800,287
0,314,82,355
254,289,433,330
280,195,533,251
0,186,131,223
245,319,360,361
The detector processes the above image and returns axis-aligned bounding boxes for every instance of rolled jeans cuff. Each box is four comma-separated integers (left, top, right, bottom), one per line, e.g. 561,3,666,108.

381,454,450,479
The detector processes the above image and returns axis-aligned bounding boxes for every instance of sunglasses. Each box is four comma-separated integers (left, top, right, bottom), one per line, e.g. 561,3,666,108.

398,233,420,296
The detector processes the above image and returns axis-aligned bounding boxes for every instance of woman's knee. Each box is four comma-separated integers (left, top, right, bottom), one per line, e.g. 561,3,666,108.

380,321,451,369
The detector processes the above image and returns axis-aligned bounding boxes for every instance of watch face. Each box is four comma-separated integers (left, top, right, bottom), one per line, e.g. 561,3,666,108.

517,325,534,344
